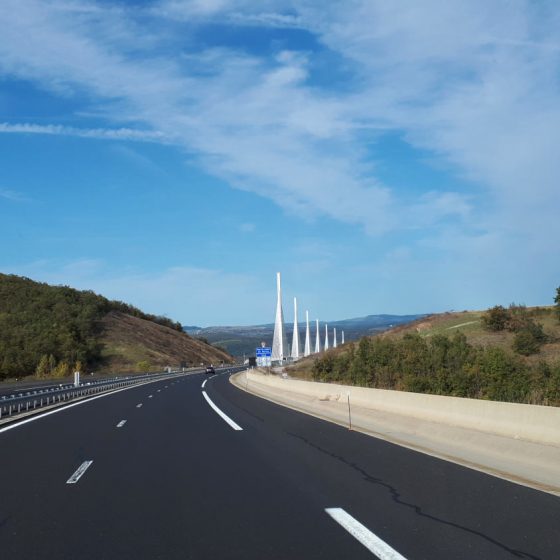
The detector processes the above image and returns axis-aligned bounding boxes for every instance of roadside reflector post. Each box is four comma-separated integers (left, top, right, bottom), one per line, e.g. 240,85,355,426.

74,371,80,387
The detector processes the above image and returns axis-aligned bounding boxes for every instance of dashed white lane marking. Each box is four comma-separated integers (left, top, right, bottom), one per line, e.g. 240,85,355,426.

202,391,242,431
201,379,207,389
325,508,407,560
148,395,153,398
0,374,196,436
66,460,93,484
157,389,161,392
136,403,143,408
0,378,182,436
116,420,127,428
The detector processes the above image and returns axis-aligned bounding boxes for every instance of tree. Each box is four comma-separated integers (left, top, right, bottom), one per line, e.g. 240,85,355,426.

35,354,50,377
554,286,560,322
48,354,56,373
53,361,70,378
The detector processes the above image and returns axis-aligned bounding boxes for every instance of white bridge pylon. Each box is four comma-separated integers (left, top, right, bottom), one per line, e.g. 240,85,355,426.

272,272,288,363
271,273,340,361
291,297,301,360
304,310,311,357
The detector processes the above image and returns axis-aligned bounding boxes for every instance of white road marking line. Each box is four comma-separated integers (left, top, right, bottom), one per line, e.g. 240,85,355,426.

66,460,93,484
325,508,407,560
202,391,242,431
157,389,161,392
148,395,153,398
136,403,143,408
0,375,189,436
201,379,207,389
116,420,127,428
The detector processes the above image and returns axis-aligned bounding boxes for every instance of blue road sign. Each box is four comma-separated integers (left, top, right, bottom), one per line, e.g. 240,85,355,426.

256,347,272,357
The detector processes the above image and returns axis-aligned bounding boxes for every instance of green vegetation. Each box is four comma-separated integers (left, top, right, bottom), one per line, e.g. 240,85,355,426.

481,304,548,355
481,305,510,331
0,273,183,380
307,290,560,406
312,331,560,406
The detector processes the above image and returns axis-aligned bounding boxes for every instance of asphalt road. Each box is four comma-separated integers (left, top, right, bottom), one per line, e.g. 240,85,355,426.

0,369,558,559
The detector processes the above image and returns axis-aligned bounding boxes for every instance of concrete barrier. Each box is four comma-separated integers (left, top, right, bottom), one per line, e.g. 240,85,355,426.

241,370,560,446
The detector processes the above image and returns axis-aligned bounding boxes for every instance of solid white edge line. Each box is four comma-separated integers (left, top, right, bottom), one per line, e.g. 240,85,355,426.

201,379,207,389
0,374,192,436
325,508,407,560
202,391,242,431
116,420,127,428
66,460,93,484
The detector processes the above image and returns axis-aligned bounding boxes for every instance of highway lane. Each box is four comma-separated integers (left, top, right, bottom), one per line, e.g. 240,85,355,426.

0,368,208,399
209,373,560,559
0,369,558,559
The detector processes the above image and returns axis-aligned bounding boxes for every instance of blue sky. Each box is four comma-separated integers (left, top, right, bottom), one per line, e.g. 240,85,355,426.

1,1,559,326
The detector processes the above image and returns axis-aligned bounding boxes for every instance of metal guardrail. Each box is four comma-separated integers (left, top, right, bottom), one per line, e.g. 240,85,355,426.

0,370,187,421
0,366,245,422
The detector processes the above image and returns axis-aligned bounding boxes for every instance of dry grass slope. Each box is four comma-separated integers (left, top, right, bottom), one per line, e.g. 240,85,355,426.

99,311,232,372
381,307,560,365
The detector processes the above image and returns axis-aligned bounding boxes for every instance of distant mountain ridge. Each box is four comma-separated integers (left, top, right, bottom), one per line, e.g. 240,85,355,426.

185,313,426,356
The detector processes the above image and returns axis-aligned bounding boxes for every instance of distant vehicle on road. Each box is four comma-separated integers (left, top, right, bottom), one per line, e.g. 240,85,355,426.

205,366,215,375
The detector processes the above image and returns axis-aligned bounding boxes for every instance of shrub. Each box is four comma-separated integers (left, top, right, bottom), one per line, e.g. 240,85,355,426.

136,360,151,372
481,305,510,331
310,329,556,405
513,322,547,356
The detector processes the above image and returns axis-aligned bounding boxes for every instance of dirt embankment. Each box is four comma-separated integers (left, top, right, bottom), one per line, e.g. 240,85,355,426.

98,311,231,372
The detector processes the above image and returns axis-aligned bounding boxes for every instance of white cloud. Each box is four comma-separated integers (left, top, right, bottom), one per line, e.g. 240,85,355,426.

0,0,470,237
239,222,256,232
0,122,170,143
0,188,31,202
0,0,558,285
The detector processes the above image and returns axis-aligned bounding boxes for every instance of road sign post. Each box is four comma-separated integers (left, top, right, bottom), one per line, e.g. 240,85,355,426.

256,347,272,368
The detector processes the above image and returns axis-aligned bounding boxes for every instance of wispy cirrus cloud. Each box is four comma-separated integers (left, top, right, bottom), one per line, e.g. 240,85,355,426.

0,122,170,143
0,0,558,254
0,0,468,236
0,188,31,202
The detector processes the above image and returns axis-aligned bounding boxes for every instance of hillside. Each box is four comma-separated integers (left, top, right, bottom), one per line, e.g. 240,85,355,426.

185,314,425,356
381,308,560,363
99,311,231,373
0,273,232,379
288,304,560,406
